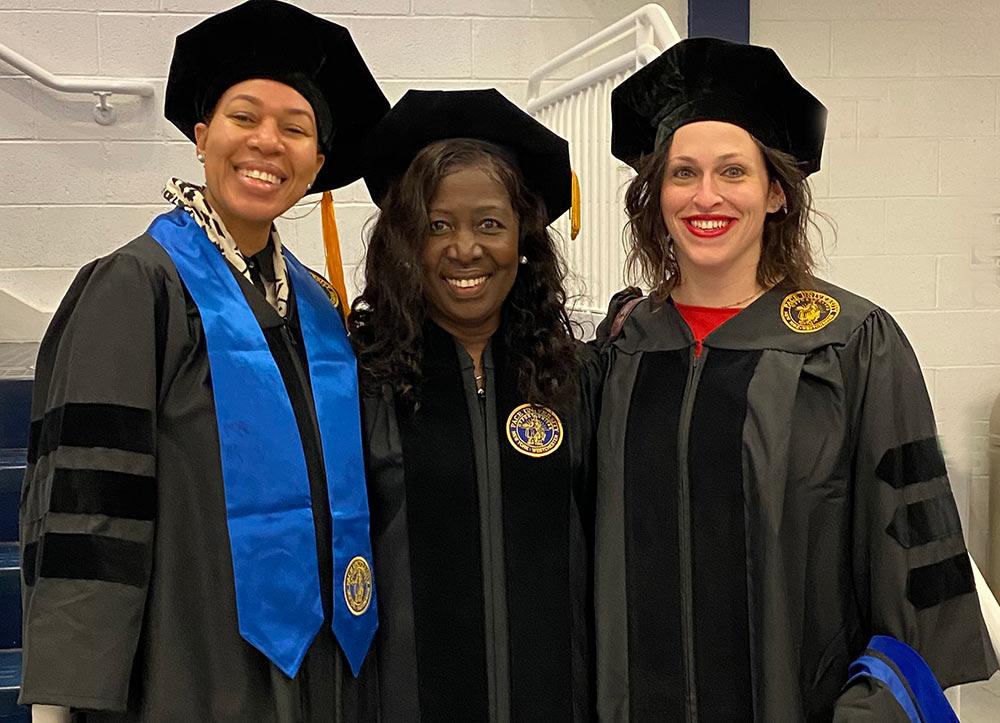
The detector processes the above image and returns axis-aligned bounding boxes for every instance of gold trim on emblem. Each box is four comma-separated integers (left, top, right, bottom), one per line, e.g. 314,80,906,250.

343,555,373,616
506,403,564,458
780,290,840,333
308,269,341,308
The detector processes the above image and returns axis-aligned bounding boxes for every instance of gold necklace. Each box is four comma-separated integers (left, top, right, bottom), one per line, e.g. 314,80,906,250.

728,287,768,308
674,286,769,309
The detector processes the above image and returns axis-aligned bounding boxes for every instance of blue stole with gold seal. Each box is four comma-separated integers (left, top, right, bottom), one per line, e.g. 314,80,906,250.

147,207,375,678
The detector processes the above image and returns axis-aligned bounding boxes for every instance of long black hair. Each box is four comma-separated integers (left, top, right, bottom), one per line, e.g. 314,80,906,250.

350,138,578,410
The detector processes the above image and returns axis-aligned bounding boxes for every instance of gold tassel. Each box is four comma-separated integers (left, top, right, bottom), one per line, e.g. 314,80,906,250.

570,169,581,240
321,190,350,318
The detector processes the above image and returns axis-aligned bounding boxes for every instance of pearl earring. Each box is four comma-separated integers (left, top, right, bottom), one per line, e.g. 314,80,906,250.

519,255,528,265
196,151,205,163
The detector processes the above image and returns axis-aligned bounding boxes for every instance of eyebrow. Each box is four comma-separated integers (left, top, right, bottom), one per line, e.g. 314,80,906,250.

227,94,314,118
430,203,512,214
669,152,748,164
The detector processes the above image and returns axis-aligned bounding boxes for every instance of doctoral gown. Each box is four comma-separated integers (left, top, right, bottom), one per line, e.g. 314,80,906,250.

362,322,598,721
19,234,376,721
594,279,998,721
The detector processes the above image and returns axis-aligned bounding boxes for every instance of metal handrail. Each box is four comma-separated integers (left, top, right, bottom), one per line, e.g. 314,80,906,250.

526,44,661,114
526,3,680,109
525,3,680,313
0,42,155,125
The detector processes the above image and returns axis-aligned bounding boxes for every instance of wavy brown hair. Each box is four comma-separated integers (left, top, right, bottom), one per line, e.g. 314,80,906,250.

350,138,578,410
623,131,820,301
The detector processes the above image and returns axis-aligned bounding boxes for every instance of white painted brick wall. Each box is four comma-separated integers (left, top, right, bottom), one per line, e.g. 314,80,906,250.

0,0,660,324
752,0,1000,575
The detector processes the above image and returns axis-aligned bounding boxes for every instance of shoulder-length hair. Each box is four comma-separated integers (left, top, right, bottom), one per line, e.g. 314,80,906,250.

349,138,578,410
623,132,820,301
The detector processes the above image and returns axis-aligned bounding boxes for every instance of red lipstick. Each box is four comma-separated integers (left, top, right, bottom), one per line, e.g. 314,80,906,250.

683,214,736,238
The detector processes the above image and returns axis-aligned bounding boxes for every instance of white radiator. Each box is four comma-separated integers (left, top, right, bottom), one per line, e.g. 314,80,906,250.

527,3,681,313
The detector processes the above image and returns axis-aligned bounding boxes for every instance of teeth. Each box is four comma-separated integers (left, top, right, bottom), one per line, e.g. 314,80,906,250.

689,219,729,230
242,168,282,185
446,276,488,289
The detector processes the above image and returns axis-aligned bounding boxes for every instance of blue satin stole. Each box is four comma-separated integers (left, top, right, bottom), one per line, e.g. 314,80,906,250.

148,207,376,677
847,635,959,722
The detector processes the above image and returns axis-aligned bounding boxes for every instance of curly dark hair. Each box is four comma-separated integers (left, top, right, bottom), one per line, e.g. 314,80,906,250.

623,131,821,301
350,138,578,410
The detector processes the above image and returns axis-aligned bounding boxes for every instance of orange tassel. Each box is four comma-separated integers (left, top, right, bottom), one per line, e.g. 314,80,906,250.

570,170,581,240
321,190,350,318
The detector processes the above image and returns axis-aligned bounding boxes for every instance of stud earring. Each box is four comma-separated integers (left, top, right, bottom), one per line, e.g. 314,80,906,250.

196,151,205,163
306,182,312,190
519,255,528,265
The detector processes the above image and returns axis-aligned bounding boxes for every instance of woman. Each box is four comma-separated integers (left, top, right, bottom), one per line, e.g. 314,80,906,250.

350,89,596,721
19,1,387,720
594,37,998,720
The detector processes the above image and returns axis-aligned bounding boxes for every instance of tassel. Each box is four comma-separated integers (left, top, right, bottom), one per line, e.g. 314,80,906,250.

321,190,350,318
570,170,581,240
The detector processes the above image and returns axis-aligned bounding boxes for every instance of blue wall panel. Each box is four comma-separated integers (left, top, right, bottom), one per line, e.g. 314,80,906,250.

689,0,750,43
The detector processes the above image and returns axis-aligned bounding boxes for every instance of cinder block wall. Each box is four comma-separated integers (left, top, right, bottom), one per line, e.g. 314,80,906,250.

752,0,1000,566
0,0,681,319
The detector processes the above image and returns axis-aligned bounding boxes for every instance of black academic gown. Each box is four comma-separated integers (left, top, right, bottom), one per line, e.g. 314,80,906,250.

594,279,998,721
362,322,598,722
19,234,376,721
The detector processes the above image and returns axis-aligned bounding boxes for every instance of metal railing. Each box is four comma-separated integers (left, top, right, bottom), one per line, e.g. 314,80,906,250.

527,4,681,313
0,42,154,125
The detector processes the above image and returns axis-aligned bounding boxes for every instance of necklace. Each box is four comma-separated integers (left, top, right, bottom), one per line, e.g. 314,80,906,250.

674,285,769,309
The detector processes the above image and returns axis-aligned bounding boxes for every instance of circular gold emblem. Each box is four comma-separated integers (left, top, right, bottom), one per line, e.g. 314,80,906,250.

506,403,564,458
308,269,341,308
780,290,840,333
343,556,373,616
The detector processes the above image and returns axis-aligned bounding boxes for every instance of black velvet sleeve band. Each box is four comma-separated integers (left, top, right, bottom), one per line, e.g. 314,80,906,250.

49,468,156,521
875,437,947,490
36,532,152,588
906,553,975,610
29,403,154,464
885,496,962,550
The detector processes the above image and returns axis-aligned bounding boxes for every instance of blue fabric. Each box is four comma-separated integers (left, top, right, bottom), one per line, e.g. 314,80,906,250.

847,655,922,722
283,251,377,676
869,635,959,723
847,635,959,723
148,208,375,677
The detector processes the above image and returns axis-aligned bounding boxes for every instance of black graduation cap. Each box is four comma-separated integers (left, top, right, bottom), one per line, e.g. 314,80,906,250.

611,37,827,175
165,0,388,192
362,89,572,225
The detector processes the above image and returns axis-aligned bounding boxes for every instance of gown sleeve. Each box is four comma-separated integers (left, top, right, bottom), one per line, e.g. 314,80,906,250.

832,309,999,719
19,250,162,712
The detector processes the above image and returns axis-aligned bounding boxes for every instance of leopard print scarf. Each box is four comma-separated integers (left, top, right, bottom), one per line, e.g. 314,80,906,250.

163,177,289,318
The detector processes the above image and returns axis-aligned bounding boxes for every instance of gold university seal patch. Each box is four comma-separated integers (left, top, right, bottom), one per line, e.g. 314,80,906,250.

780,290,840,333
307,269,342,309
506,403,564,458
343,556,373,616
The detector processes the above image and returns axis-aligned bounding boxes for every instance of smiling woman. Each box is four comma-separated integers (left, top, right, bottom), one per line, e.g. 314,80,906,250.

18,1,389,721
420,166,521,353
349,89,598,721
193,79,325,254
593,36,998,721
659,121,784,294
